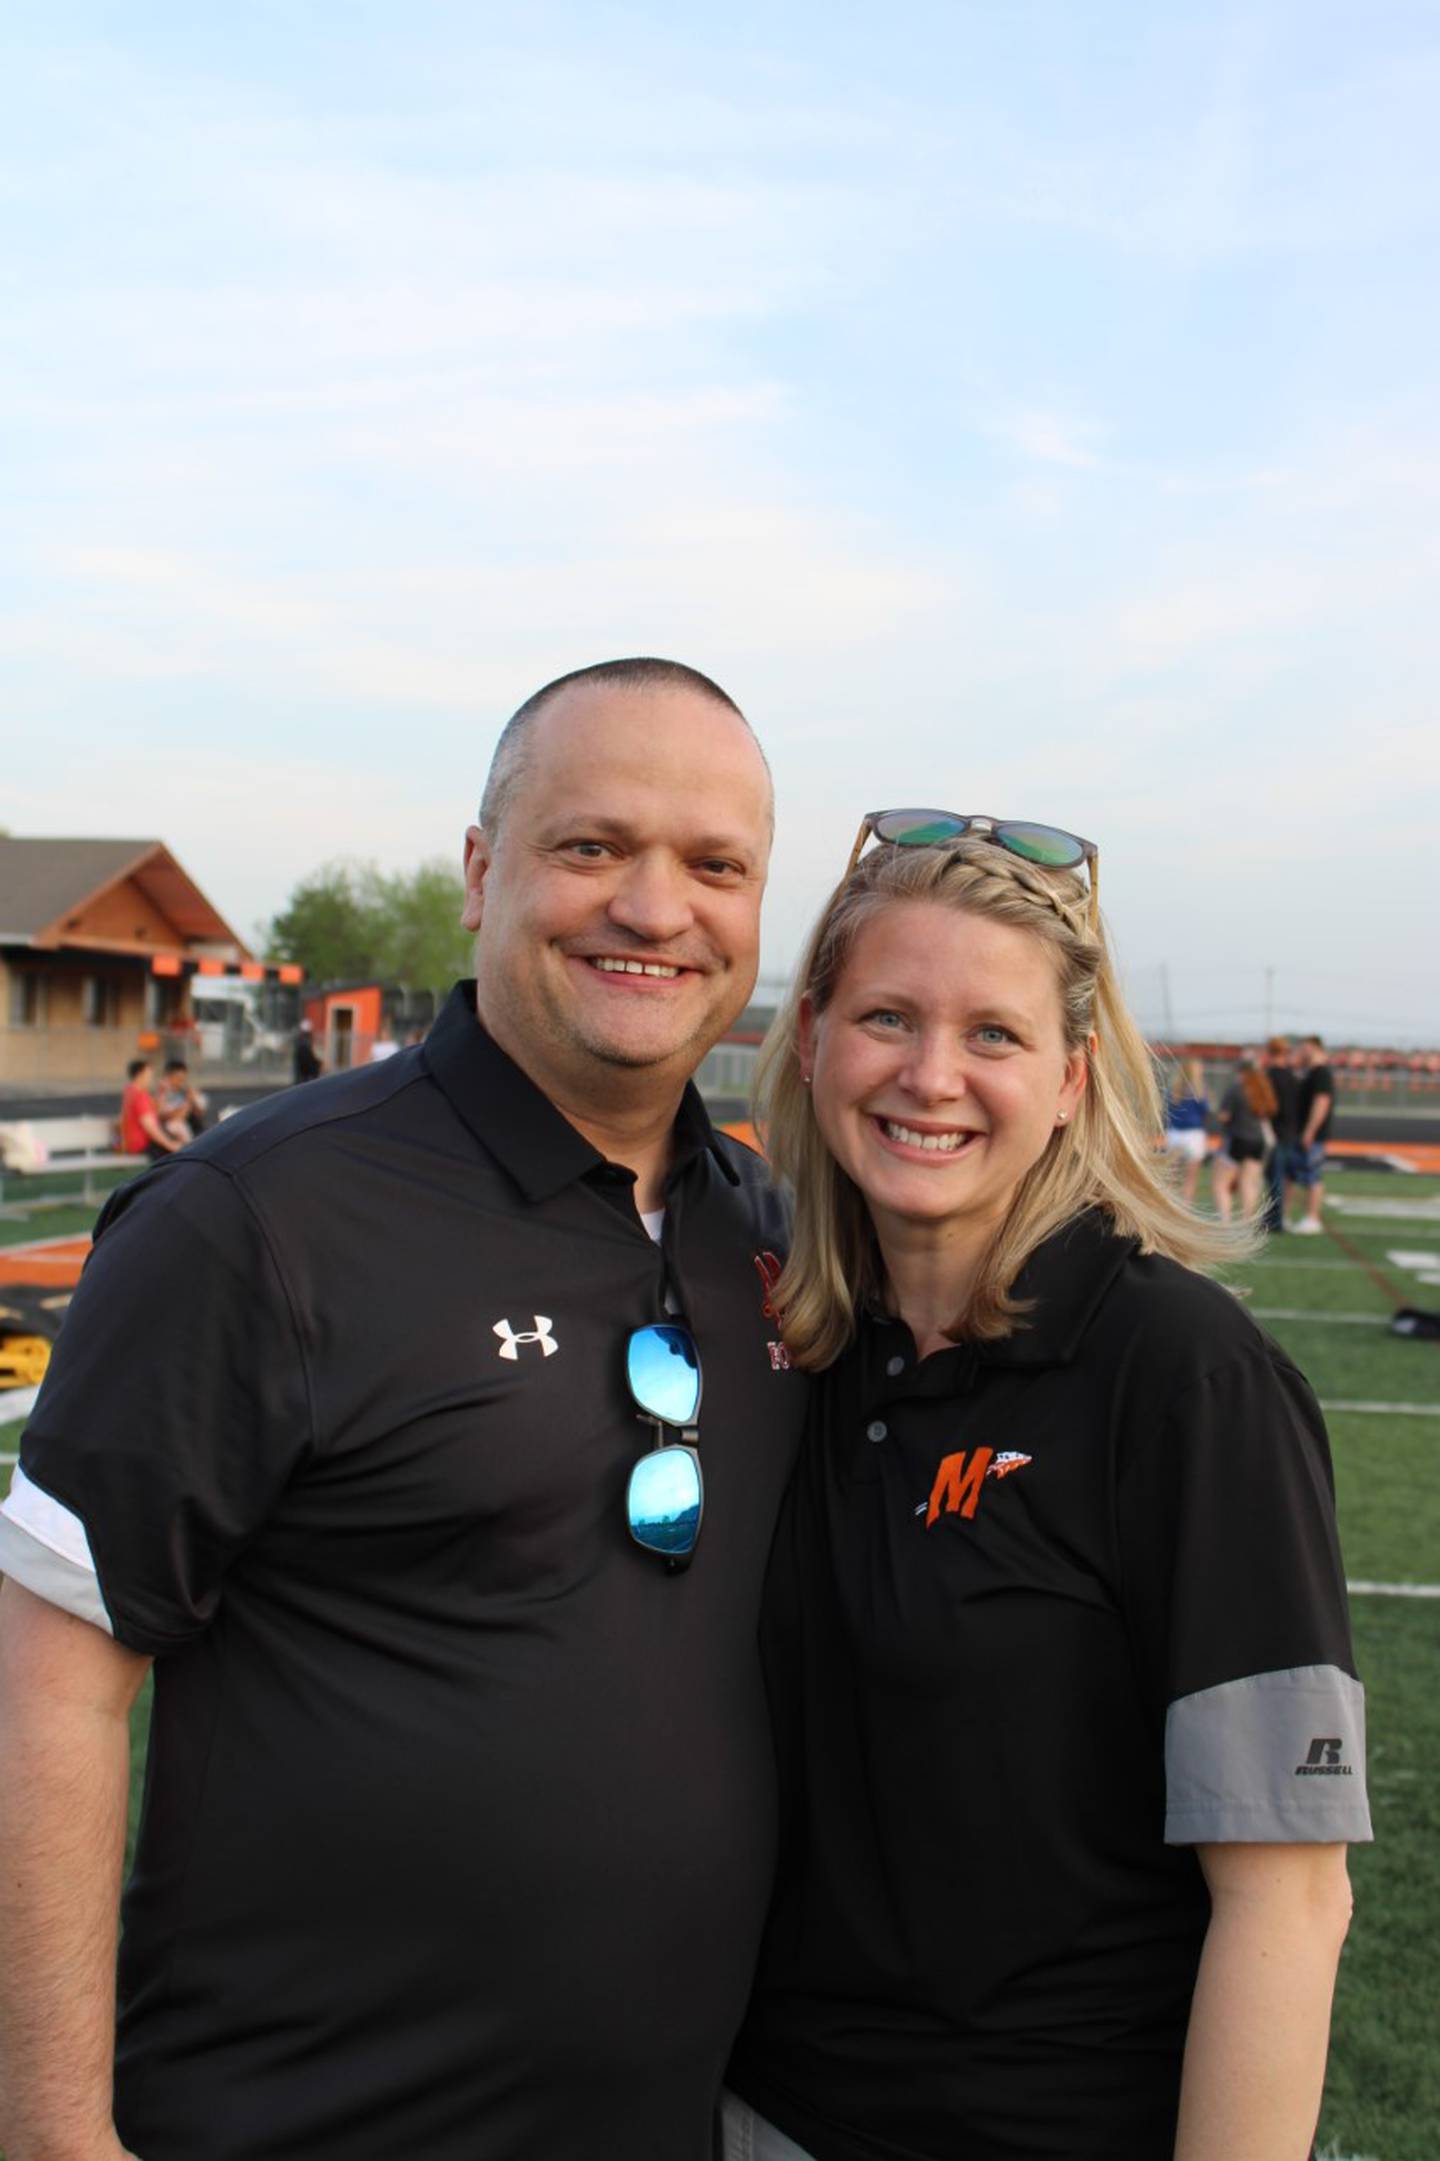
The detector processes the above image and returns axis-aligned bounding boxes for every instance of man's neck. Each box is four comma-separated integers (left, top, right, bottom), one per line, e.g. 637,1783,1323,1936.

474,1003,688,1214
550,1090,681,1214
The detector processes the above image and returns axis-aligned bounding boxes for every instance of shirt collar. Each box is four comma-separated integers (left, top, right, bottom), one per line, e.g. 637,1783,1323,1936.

862,1208,1135,1378
422,982,739,1204
977,1209,1136,1368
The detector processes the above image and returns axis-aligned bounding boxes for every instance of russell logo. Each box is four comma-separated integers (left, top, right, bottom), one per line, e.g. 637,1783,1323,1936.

1295,1738,1353,1778
492,1316,559,1361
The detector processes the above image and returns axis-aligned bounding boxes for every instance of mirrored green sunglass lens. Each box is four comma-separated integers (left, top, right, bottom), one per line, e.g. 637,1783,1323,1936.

874,812,968,846
628,1449,702,1555
997,823,1084,866
627,1325,701,1427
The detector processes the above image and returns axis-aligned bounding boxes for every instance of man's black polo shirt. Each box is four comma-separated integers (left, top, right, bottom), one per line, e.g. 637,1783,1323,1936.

9,985,806,2161
730,1211,1370,2161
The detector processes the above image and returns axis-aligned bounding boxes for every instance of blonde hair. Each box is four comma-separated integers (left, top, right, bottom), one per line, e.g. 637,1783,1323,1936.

756,838,1255,1370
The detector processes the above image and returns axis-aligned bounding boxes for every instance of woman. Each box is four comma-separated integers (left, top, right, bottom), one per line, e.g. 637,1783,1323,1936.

1262,1036,1301,1233
725,815,1369,2161
1211,1054,1277,1224
1163,1055,1210,1206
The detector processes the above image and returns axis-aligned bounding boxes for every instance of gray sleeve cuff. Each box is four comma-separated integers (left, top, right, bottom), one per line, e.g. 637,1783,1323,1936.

1165,1665,1373,1844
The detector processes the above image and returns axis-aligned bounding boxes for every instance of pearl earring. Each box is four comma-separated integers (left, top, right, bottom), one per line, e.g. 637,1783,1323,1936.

1056,1109,1068,1123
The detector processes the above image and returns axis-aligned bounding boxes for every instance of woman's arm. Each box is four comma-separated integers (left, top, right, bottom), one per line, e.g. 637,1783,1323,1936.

1174,1842,1352,2161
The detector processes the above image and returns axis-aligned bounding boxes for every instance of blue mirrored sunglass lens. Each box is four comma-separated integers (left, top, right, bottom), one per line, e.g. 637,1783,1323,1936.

995,823,1085,867
627,1449,702,1555
874,812,968,847
627,1325,701,1427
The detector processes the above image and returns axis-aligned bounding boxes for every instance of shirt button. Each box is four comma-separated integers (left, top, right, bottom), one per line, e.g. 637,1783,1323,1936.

866,1420,888,1443
885,1355,905,1377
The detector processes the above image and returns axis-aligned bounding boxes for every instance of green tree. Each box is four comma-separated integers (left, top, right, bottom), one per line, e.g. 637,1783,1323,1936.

264,859,470,993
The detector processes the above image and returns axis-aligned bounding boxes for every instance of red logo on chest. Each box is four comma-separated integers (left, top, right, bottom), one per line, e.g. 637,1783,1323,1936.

753,1250,782,1318
924,1448,1032,1525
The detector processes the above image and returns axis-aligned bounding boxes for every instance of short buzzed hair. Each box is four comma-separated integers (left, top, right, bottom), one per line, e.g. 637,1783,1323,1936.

479,657,764,835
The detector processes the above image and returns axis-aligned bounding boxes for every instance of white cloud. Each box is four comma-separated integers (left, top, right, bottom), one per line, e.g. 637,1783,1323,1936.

989,408,1105,470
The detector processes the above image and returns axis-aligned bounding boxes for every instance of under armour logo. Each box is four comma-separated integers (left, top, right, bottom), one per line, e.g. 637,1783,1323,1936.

493,1316,559,1360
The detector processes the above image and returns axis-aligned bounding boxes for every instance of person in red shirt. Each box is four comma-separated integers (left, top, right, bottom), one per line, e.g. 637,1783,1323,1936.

119,1060,185,1162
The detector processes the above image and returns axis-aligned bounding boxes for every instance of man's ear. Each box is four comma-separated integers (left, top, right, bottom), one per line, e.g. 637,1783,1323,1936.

460,825,490,933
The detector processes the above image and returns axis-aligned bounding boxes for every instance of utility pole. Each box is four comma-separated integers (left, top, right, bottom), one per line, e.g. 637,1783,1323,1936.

1264,966,1274,1038
1160,961,1176,1043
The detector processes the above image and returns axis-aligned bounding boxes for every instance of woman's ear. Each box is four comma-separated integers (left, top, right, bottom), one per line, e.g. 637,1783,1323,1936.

1058,1039,1090,1121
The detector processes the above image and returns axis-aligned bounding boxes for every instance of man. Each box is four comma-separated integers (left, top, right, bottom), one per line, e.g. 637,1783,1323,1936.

1288,1033,1336,1234
0,659,804,2161
154,1057,206,1142
117,1058,184,1161
291,1017,322,1083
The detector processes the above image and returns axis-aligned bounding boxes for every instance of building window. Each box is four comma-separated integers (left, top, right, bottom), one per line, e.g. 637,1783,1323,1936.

82,975,120,1027
7,972,48,1028
146,975,186,1028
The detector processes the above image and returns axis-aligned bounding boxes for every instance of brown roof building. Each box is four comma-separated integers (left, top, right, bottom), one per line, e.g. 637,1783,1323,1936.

0,838,289,1090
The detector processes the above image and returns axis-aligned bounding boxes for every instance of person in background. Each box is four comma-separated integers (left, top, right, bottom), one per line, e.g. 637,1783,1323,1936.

1163,1054,1210,1204
1288,1035,1336,1235
369,1019,400,1062
118,1059,184,1162
725,815,1367,2161
1262,1034,1300,1233
155,1058,207,1143
1211,1053,1276,1224
292,1019,323,1084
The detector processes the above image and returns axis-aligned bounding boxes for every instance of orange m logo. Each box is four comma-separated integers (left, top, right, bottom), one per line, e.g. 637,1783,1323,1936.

925,1447,995,1527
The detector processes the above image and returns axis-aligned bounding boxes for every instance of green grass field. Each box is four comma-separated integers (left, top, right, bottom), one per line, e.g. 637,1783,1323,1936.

2,1164,1438,2156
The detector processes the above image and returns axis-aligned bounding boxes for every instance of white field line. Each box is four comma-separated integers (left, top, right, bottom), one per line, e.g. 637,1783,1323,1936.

1321,1399,1440,1416
1247,1257,1372,1270
1327,1199,1440,1220
1251,1309,1389,1325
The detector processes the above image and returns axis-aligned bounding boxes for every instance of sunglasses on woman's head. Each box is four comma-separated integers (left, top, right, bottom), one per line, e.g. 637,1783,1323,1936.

846,809,1100,929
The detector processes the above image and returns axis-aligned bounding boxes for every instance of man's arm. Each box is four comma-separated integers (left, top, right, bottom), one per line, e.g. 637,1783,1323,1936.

0,1577,151,2161
137,1105,181,1154
1301,1089,1333,1148
1173,1841,1351,2161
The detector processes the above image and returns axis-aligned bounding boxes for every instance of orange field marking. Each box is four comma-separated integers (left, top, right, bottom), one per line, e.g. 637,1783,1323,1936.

1324,1139,1440,1173
0,1236,91,1288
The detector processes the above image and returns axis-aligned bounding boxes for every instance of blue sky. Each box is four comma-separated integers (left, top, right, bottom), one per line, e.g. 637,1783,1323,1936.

4,1,1438,1039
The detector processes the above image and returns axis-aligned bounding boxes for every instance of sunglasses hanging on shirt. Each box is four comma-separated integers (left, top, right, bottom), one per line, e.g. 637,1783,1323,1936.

624,1323,704,1570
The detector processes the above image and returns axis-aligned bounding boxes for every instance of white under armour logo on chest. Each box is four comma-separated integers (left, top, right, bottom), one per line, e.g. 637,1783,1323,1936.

492,1316,559,1360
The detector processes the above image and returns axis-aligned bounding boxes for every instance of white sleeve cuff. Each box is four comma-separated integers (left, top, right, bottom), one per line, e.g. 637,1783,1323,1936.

0,1466,113,1633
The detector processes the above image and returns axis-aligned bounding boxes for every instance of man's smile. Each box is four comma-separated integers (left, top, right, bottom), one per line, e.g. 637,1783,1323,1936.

586,956,684,980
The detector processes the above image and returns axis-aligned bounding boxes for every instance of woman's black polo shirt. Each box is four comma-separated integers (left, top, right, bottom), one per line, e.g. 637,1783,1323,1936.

729,1211,1370,2161
9,985,806,2161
